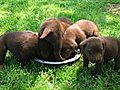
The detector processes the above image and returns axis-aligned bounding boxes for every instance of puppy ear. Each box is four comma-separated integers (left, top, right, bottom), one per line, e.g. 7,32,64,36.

79,40,87,54
101,38,105,51
39,28,51,39
102,41,105,50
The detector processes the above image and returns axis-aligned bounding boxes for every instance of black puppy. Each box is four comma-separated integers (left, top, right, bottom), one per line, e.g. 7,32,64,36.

0,31,42,67
80,37,120,76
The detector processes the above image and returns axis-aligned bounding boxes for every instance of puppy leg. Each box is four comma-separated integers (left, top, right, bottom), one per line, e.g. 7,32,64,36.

19,56,29,66
19,52,30,66
83,55,89,68
0,44,7,68
114,55,120,71
91,61,103,76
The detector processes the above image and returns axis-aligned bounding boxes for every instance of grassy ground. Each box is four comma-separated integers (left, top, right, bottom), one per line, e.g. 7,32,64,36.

0,0,120,90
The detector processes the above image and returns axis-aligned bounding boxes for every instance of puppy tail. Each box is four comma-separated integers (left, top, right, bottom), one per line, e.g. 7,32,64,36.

40,28,52,39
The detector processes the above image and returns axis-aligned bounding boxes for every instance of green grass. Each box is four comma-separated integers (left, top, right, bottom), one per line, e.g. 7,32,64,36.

0,0,120,90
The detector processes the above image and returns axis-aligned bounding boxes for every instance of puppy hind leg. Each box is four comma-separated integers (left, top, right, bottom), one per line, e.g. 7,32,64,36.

114,55,120,71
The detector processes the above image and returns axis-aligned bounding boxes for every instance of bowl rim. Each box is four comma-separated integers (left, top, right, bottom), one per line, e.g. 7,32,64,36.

33,54,81,65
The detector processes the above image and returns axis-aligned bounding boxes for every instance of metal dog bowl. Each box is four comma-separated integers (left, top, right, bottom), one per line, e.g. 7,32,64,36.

34,53,81,65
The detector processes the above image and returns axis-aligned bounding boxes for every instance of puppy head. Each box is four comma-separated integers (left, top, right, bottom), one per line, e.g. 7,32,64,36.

58,17,73,25
61,39,78,59
79,37,105,63
38,18,61,39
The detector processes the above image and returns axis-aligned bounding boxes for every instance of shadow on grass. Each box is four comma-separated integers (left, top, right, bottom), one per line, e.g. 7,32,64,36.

65,60,120,90
0,51,73,89
0,54,56,88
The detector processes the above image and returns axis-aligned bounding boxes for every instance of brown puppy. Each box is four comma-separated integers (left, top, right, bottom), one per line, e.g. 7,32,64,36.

80,37,120,76
0,31,43,67
38,17,72,61
61,20,99,59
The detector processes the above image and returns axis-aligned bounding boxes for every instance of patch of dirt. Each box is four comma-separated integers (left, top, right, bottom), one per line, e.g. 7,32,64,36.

107,3,120,15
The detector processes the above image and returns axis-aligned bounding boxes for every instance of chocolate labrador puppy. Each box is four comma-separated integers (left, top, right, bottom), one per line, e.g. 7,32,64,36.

61,20,99,59
80,37,120,76
38,17,73,61
0,31,43,67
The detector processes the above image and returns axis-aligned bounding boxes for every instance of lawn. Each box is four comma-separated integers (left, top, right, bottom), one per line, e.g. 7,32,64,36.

0,0,120,90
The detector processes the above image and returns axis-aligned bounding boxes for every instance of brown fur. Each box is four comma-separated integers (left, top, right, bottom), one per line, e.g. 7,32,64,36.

61,20,99,59
0,31,43,67
80,37,120,76
38,17,72,61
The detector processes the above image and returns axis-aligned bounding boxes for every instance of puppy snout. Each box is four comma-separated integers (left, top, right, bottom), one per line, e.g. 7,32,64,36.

90,55,103,63
96,54,102,60
61,51,71,59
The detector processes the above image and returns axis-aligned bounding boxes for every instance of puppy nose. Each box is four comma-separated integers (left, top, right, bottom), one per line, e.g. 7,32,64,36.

95,55,102,63
62,53,70,59
90,59,101,63
90,55,102,63
90,60,97,63
96,59,102,63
